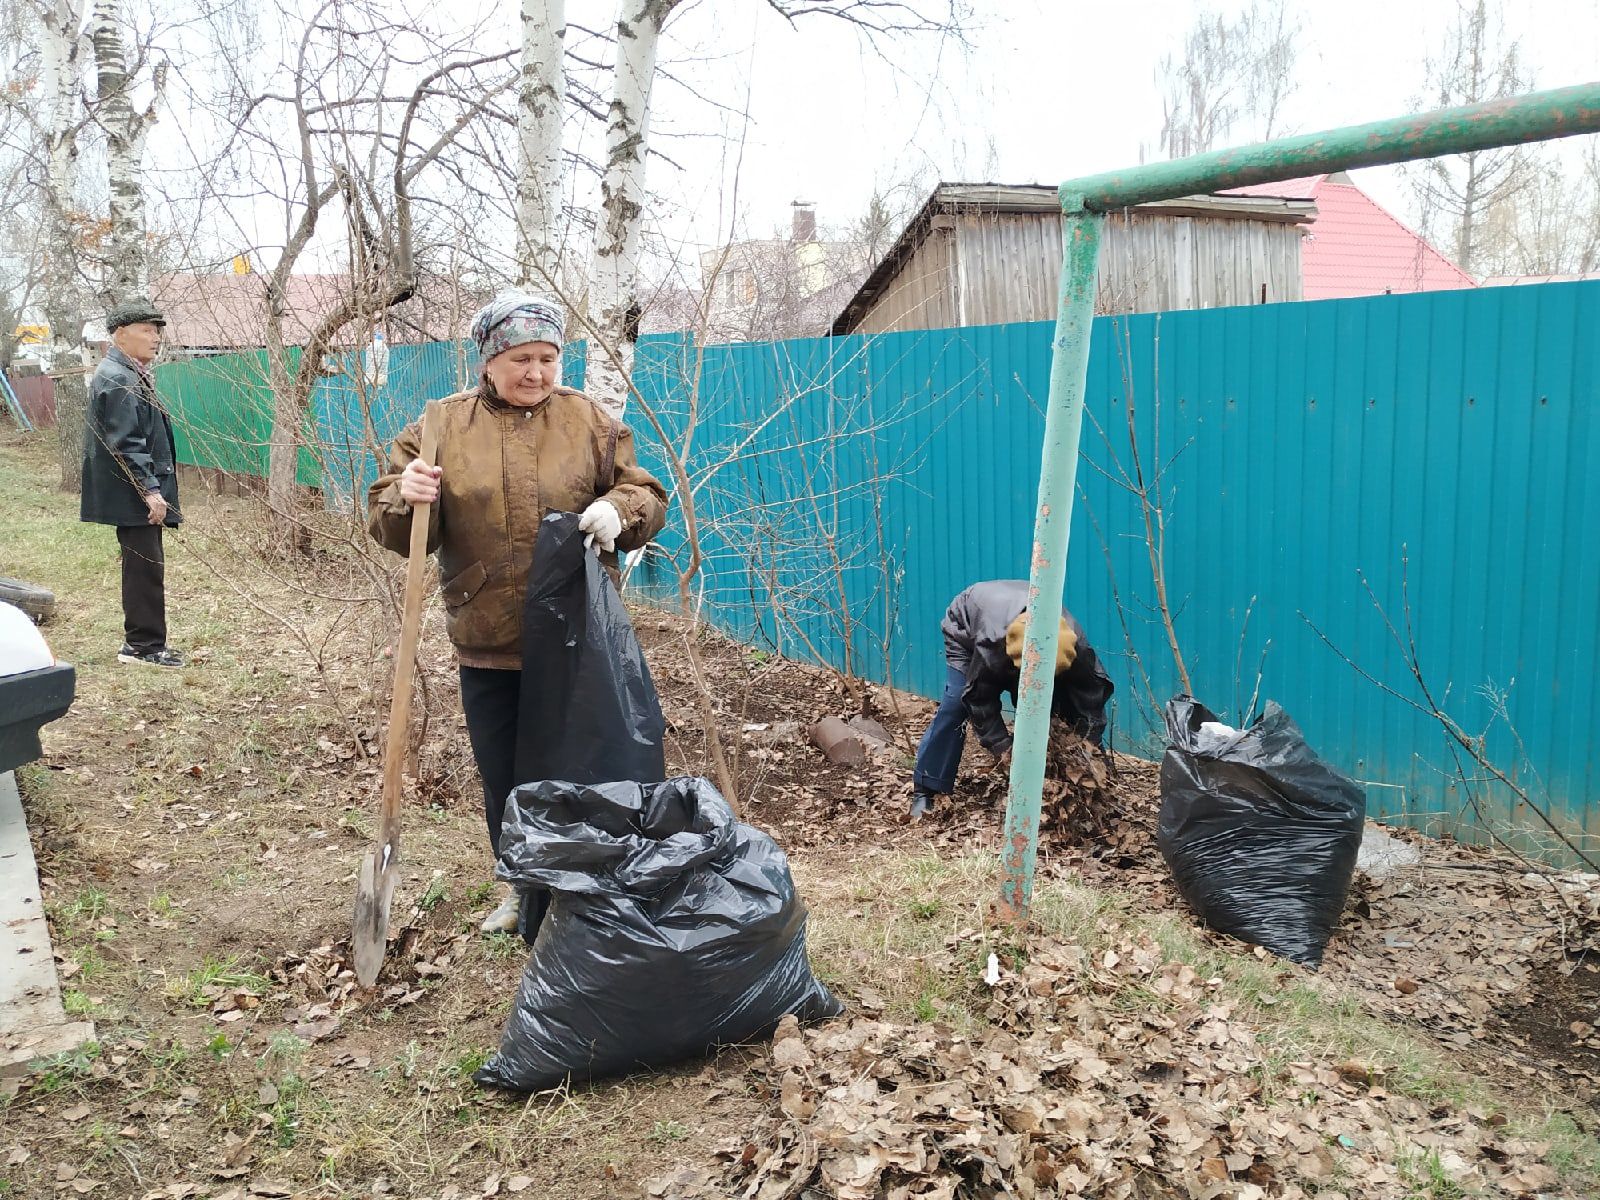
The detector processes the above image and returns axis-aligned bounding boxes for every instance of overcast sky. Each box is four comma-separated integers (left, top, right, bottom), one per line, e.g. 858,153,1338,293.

632,0,1600,254
123,0,1600,279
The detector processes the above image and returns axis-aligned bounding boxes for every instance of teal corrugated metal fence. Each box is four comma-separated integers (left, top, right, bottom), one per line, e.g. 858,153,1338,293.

156,282,1600,852
309,340,476,513
624,281,1600,854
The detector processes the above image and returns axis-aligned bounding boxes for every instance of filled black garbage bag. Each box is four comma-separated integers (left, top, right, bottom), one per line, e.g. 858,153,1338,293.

475,776,842,1092
1157,697,1365,968
509,511,666,943
514,511,666,789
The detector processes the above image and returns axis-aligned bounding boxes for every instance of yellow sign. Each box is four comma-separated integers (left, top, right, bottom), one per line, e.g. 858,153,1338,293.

231,254,251,274
14,323,48,344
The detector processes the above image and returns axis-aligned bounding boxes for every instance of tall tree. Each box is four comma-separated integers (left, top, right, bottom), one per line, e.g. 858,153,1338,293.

34,0,91,489
1157,0,1299,159
255,13,515,518
576,0,970,414
584,0,682,418
1405,0,1530,276
88,0,165,303
1474,147,1600,278
516,0,566,289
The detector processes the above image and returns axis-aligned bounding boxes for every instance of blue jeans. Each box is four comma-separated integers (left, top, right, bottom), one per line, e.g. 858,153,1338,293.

913,665,969,796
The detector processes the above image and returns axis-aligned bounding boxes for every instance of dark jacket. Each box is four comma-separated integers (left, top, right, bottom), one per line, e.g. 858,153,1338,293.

80,347,181,528
941,579,1114,751
367,386,669,669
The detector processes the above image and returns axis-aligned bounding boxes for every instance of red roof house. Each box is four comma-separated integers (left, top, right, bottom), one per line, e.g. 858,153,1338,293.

1226,172,1476,300
150,272,476,355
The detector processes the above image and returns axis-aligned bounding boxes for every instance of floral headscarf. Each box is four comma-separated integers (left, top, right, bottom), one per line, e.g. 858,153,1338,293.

469,290,565,361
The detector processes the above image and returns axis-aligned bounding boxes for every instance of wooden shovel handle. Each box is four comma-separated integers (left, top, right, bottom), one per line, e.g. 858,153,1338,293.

377,401,440,846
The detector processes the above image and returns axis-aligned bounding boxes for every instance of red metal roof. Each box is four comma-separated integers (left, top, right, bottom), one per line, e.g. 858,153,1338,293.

151,273,470,351
1224,175,1476,300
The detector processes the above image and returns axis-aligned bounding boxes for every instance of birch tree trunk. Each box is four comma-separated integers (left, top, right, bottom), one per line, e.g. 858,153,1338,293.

37,0,89,490
89,0,163,303
516,0,566,290
585,0,679,418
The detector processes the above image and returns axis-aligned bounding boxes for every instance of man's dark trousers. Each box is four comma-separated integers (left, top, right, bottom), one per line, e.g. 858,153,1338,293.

116,525,166,654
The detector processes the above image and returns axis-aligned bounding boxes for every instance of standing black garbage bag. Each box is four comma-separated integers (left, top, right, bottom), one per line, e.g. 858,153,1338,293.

475,776,842,1092
514,510,665,788
1157,697,1365,968
510,511,667,942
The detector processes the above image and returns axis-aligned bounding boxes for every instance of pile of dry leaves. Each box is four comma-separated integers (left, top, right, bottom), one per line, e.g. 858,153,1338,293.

648,928,1569,1200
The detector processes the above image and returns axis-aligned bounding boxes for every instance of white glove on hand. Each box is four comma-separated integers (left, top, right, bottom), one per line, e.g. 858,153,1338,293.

578,499,623,552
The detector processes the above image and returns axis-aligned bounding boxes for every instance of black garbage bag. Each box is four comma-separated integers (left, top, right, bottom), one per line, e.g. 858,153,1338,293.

514,510,665,789
475,776,842,1092
1157,697,1365,968
509,511,667,942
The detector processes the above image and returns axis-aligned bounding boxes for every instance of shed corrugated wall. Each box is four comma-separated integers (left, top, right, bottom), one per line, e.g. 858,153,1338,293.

851,222,961,334
855,210,1303,331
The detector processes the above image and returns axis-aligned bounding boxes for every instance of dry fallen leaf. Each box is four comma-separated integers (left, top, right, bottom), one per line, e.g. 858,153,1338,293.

778,1070,815,1120
291,1017,340,1042
772,1037,813,1070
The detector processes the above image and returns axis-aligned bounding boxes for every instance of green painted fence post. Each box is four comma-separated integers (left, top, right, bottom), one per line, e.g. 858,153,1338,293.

998,198,1101,920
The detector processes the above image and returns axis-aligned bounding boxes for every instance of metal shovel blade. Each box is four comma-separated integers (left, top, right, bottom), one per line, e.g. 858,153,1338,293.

352,845,398,987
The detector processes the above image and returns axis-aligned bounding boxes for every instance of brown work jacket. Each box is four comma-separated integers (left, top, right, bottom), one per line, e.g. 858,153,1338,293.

367,385,669,668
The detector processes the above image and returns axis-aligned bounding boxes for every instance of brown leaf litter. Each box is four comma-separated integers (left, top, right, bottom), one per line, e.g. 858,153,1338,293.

648,931,1573,1200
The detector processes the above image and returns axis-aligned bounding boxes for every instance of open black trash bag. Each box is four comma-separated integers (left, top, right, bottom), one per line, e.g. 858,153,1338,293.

475,776,842,1092
514,510,665,789
510,511,667,942
1157,697,1365,968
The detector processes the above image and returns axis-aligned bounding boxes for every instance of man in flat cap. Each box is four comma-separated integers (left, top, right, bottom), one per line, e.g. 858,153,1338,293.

80,299,184,668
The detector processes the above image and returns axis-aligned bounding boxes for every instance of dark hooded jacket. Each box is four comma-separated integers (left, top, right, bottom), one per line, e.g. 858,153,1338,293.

941,580,1114,751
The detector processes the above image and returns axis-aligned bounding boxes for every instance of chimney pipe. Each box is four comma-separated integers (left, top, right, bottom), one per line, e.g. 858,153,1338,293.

791,201,817,244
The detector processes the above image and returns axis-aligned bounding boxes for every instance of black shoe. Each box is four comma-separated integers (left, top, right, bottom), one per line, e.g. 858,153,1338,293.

117,644,184,668
908,792,934,821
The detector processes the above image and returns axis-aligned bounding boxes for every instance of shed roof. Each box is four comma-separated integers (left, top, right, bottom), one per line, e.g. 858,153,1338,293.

829,182,1315,335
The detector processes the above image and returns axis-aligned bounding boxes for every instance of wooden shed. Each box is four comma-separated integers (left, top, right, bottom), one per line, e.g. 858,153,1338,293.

829,183,1315,335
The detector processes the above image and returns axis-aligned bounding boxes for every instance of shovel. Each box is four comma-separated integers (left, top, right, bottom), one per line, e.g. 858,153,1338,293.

353,400,440,987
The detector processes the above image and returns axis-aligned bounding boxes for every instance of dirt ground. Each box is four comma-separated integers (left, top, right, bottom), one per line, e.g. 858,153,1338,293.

2,430,1599,1200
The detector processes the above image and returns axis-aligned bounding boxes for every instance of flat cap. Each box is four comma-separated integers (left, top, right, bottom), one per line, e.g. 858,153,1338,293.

106,299,166,331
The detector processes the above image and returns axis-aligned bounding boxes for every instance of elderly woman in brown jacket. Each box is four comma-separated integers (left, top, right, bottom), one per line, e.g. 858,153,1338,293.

368,292,669,932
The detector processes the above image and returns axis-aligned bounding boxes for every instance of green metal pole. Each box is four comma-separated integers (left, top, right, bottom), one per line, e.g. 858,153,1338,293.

999,79,1600,922
1065,82,1600,212
998,198,1101,921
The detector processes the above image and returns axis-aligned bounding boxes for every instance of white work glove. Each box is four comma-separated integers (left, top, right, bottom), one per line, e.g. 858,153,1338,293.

578,499,623,552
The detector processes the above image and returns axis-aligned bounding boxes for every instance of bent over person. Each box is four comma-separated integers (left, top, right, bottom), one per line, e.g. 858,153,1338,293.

80,299,184,669
367,291,669,934
910,580,1114,819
